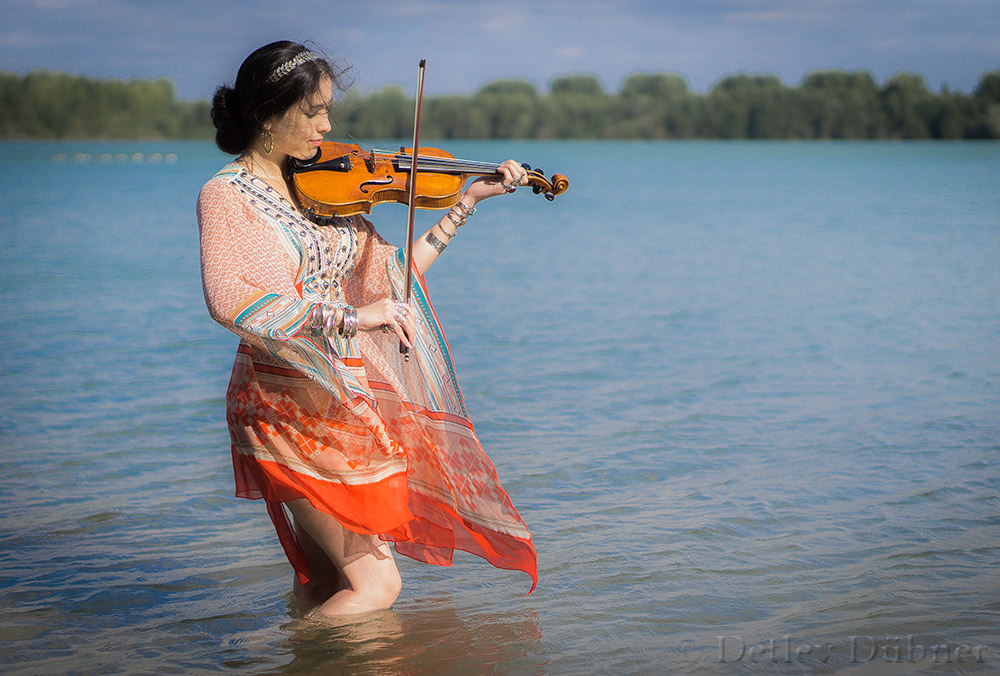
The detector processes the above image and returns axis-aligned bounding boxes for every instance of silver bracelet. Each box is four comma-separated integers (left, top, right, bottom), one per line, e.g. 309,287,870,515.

437,221,457,238
309,303,325,337
425,231,448,253
324,304,338,336
454,201,476,217
446,209,466,228
339,306,358,339
337,306,349,338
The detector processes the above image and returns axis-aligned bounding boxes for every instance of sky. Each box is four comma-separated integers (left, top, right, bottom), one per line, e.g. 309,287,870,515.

2,0,999,100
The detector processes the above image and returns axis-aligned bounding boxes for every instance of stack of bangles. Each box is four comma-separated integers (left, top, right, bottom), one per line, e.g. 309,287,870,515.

309,303,358,339
425,200,475,254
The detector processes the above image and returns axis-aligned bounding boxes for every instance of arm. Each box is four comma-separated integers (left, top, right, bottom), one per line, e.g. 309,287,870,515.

198,178,322,341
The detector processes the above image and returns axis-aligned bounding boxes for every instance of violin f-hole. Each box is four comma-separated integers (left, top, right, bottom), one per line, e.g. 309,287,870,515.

359,175,395,194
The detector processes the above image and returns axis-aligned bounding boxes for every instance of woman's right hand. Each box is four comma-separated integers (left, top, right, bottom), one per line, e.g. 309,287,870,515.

356,298,415,348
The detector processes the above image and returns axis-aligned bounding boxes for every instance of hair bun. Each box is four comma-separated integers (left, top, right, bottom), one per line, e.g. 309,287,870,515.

211,85,251,155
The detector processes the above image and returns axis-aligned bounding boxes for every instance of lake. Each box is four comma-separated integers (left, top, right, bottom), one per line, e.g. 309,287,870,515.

1,139,998,674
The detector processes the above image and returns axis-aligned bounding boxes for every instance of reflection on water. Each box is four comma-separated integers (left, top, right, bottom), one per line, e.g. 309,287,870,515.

268,596,543,675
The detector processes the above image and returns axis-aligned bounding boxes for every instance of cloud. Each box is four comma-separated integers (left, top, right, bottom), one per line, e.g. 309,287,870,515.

28,0,94,8
480,14,529,33
0,29,55,47
721,6,838,25
555,46,585,60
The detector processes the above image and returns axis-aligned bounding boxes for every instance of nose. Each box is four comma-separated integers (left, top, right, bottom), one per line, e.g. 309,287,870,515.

318,114,332,134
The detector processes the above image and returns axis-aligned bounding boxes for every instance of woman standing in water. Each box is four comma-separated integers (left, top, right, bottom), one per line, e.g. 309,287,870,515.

197,41,537,618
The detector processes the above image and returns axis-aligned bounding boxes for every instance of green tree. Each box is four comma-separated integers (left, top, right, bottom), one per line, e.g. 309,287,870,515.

423,95,489,138
616,72,692,138
705,74,802,139
972,70,1000,138
543,75,611,138
801,70,883,138
472,79,539,138
974,70,1000,102
335,84,412,139
881,72,934,139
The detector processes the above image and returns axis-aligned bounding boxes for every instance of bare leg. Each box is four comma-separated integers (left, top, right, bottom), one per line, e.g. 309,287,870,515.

286,499,402,617
292,520,344,603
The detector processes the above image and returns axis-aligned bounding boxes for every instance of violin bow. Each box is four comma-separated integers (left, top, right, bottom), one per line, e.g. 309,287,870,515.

400,59,426,361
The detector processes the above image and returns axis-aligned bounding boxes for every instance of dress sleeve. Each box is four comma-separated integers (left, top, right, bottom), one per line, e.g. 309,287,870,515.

197,177,318,342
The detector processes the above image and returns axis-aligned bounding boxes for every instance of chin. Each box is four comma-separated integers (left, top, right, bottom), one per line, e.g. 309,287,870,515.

288,149,316,161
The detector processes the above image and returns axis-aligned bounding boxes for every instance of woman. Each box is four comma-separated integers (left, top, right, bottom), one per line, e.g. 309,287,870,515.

198,41,537,618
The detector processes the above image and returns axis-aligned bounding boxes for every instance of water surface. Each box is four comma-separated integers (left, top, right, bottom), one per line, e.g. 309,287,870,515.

1,140,998,674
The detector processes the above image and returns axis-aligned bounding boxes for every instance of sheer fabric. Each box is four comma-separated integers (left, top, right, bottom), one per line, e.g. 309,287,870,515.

197,164,536,591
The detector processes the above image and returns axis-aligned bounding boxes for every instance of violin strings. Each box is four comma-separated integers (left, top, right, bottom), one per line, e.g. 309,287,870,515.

372,149,500,175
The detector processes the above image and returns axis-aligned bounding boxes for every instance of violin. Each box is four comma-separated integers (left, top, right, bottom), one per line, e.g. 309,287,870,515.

288,141,569,221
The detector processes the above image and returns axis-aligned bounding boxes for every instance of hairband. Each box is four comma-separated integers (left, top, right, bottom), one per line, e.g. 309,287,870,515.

266,51,321,84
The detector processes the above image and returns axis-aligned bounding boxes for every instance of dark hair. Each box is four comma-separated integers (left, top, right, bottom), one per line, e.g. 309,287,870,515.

211,41,348,155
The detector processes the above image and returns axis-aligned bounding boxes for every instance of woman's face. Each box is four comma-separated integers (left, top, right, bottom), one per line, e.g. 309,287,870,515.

266,75,333,161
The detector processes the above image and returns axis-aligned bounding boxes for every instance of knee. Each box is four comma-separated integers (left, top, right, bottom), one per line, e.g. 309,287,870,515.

369,567,401,609
347,562,401,611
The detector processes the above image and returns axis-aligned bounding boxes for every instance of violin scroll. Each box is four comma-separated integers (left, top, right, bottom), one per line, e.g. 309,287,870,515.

521,165,570,201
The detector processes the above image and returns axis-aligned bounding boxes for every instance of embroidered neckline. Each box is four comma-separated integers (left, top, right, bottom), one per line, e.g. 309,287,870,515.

233,165,352,230
225,163,358,302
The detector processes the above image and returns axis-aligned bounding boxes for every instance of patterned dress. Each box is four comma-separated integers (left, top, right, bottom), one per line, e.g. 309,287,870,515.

197,163,536,591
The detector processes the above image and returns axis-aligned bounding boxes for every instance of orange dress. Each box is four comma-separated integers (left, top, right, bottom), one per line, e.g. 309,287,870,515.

197,163,536,591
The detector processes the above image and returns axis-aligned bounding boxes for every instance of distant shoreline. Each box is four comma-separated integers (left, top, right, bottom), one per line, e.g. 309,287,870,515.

2,68,998,140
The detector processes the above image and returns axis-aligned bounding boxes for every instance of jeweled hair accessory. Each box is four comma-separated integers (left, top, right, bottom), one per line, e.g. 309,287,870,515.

265,51,321,83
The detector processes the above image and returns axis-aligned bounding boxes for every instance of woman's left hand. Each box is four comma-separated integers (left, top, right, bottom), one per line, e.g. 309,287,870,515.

356,298,415,348
462,159,529,205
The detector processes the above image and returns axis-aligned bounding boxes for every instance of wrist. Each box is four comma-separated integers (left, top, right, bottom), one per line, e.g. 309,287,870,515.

308,303,357,339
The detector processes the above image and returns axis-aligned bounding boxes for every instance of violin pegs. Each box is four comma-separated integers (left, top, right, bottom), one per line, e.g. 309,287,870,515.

522,163,531,171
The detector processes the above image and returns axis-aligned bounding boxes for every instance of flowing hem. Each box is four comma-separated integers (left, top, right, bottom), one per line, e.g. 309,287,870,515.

232,448,537,592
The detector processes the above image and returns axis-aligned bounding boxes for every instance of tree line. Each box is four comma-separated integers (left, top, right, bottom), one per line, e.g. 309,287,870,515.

0,70,210,139
2,67,998,141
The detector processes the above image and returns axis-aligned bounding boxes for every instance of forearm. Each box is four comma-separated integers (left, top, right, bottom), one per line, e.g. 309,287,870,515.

411,196,477,276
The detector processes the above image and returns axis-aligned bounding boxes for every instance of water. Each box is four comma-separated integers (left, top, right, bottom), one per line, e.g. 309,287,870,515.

1,140,998,675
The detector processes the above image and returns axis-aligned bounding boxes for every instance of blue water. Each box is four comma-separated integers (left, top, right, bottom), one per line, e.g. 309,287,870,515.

1,140,998,675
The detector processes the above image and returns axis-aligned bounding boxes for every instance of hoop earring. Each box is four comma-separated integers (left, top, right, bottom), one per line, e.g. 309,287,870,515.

261,128,274,155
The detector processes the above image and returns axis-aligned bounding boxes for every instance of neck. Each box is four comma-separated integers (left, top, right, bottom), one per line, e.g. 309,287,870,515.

242,146,288,183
